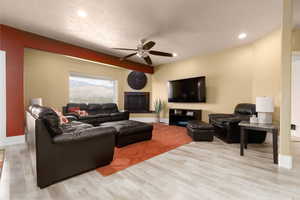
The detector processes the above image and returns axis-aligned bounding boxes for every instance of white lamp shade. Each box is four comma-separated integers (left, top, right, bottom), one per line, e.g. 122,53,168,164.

256,97,274,112
30,98,42,106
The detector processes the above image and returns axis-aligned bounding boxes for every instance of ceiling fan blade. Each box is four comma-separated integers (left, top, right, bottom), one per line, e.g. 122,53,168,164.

112,48,137,51
143,41,156,50
120,53,137,60
149,50,173,57
143,56,152,65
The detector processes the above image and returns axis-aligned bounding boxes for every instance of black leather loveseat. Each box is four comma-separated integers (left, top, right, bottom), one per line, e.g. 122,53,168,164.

62,103,129,126
26,105,116,188
209,103,266,143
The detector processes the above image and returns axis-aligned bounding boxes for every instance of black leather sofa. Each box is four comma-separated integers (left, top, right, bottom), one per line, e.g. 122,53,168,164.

209,103,266,143
62,103,129,126
26,105,116,188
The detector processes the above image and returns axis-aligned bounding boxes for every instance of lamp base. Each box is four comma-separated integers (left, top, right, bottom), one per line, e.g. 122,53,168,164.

258,112,272,124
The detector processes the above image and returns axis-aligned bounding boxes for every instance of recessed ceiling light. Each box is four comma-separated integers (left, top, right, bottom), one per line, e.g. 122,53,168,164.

77,10,87,18
172,53,178,57
238,33,247,40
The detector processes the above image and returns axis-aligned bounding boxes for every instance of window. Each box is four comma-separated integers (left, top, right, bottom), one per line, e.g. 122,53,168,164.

69,74,117,103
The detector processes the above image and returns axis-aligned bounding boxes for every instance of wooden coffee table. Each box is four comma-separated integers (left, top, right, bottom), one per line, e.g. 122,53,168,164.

239,121,279,164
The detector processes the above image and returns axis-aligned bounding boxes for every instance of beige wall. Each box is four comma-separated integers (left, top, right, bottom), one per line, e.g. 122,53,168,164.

24,49,152,113
24,29,298,122
153,30,281,123
252,30,281,121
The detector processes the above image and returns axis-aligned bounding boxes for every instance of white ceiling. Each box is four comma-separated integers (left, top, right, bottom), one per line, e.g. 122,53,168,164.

0,0,287,65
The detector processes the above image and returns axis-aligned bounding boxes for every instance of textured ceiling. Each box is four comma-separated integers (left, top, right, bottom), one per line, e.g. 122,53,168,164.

0,0,284,65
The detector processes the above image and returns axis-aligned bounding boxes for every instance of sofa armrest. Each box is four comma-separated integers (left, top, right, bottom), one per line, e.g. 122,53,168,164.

209,113,235,123
62,106,68,116
119,110,130,120
209,113,235,119
212,117,241,127
221,117,241,124
37,124,116,188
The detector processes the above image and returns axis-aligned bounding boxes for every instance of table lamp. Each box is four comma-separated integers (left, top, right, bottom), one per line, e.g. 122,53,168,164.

256,97,274,124
30,98,43,106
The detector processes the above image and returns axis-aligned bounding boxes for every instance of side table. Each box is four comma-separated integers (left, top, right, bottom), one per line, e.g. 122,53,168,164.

239,121,279,164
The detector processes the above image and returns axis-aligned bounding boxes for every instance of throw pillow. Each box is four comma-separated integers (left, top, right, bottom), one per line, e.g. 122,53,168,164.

51,107,69,124
75,110,88,116
68,106,80,113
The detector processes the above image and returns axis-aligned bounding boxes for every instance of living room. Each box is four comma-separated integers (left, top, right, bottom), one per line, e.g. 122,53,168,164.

1,0,300,199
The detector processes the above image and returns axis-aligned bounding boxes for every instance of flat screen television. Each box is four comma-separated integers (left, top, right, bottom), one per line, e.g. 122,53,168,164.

168,76,206,103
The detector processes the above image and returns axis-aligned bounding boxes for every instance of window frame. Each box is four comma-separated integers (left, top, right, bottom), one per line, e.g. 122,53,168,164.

68,72,118,104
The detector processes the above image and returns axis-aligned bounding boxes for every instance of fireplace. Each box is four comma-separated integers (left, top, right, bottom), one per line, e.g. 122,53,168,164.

124,92,150,113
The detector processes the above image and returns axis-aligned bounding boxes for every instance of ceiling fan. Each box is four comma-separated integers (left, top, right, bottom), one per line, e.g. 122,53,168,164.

112,40,175,65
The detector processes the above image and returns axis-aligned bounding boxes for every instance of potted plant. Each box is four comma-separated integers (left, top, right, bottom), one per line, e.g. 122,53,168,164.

154,99,164,123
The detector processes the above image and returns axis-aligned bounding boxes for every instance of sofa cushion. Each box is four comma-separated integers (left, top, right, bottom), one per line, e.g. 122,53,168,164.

100,120,153,136
87,104,102,115
67,103,88,111
60,121,93,133
53,124,116,144
94,113,111,118
78,114,110,120
101,103,118,113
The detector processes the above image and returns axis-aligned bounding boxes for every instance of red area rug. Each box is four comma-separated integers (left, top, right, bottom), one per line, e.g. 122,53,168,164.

97,123,191,176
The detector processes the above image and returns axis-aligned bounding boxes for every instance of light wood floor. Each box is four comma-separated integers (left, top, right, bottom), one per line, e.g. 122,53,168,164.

1,138,300,200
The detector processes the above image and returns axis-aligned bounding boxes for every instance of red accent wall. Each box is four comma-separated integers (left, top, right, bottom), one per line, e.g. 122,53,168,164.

0,24,153,137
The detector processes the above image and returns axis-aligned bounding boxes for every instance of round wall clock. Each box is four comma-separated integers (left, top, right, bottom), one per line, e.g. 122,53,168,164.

127,71,147,90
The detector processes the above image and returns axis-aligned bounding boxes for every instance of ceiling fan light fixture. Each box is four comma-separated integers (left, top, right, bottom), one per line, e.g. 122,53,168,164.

137,50,148,58
113,40,174,65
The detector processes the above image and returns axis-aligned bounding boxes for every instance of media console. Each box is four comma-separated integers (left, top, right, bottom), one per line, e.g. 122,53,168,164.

169,108,202,127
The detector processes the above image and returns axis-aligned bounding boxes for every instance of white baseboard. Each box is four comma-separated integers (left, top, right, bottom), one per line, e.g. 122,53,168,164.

0,155,10,199
160,118,169,124
130,117,169,124
279,154,293,169
0,135,25,147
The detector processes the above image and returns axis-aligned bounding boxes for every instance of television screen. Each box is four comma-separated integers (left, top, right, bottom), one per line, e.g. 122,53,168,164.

168,77,206,103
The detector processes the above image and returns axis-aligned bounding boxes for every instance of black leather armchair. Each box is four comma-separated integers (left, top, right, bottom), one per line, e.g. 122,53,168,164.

209,103,266,143
26,105,116,188
62,103,129,126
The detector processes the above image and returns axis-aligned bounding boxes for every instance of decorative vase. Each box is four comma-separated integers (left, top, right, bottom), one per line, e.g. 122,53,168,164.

156,113,160,123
